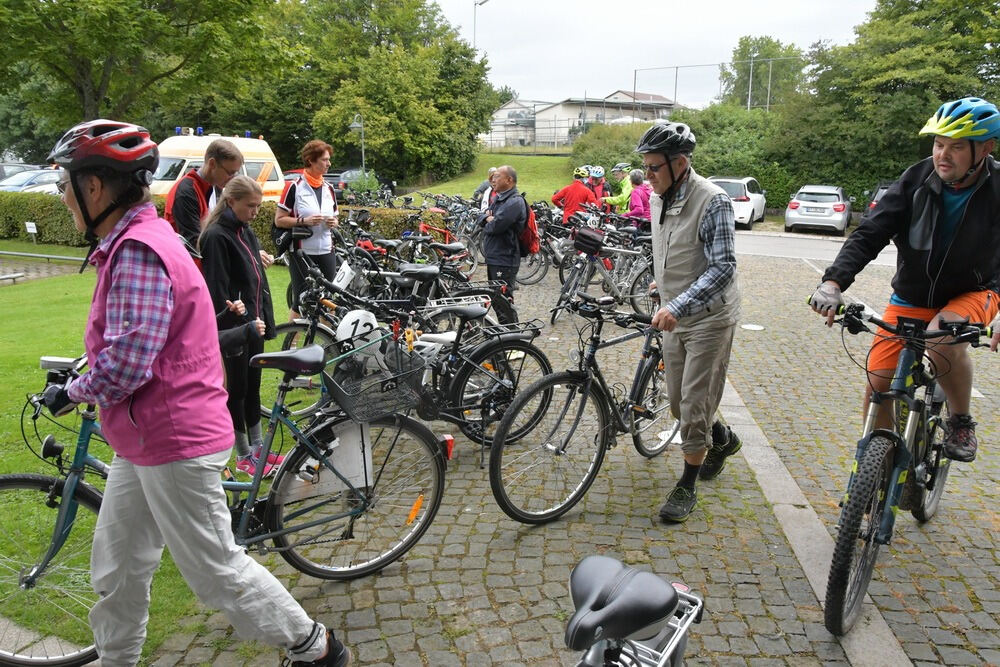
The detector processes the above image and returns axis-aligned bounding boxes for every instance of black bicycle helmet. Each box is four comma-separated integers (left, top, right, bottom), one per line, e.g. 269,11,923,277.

636,122,696,157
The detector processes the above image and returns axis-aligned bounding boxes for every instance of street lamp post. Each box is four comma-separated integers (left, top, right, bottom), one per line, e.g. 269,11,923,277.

349,113,365,174
473,0,490,50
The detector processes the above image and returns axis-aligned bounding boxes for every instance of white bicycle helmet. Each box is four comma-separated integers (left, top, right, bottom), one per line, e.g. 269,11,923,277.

336,309,380,356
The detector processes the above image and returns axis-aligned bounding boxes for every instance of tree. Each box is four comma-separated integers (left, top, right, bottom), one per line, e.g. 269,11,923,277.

719,36,805,110
0,0,283,123
770,0,1000,199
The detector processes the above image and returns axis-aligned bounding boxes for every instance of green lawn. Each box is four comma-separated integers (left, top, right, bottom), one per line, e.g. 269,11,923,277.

0,263,293,661
0,239,88,257
427,154,573,205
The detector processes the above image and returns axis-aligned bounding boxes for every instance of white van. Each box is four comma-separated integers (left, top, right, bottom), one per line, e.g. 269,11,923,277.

150,134,285,201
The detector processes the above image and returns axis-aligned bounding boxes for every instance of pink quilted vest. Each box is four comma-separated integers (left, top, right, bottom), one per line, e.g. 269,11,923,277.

85,204,234,465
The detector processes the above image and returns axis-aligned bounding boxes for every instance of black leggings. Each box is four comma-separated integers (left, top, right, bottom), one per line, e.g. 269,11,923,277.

223,336,264,433
288,251,338,311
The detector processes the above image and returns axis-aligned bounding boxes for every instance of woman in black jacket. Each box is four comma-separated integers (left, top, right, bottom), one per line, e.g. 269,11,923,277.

199,175,278,477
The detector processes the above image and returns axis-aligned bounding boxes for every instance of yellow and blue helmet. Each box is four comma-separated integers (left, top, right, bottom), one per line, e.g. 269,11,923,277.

919,97,1000,141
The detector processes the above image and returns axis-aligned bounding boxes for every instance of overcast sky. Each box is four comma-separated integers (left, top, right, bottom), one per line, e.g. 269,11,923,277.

432,0,879,108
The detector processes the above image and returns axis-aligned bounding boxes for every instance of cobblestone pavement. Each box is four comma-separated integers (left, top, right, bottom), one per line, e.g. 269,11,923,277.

135,248,997,666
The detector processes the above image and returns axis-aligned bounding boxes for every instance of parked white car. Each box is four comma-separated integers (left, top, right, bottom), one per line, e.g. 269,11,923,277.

785,185,854,236
708,177,766,229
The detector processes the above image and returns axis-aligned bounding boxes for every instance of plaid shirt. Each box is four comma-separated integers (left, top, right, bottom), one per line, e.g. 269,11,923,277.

67,203,174,407
664,188,737,320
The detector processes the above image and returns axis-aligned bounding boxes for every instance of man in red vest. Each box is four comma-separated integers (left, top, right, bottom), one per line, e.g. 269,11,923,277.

164,139,243,246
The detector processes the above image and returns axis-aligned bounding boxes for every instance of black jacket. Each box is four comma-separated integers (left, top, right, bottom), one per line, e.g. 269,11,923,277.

199,208,277,340
480,187,525,267
824,156,1000,309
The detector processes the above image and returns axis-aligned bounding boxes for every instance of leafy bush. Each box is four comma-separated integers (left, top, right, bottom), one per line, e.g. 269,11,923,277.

570,124,649,175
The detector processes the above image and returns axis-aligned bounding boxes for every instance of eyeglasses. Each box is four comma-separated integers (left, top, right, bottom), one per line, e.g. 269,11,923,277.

644,162,669,174
56,179,69,194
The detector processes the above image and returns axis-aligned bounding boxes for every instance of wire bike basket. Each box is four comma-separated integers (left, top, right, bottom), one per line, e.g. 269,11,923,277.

323,328,426,422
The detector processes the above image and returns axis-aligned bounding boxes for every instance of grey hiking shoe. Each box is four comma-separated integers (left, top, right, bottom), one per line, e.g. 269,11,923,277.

658,485,697,523
699,427,742,480
943,414,977,462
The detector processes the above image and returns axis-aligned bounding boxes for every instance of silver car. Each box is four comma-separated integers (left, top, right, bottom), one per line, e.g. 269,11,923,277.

784,185,854,236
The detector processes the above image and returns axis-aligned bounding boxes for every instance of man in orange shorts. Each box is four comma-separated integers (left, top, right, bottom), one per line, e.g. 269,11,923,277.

811,97,1000,462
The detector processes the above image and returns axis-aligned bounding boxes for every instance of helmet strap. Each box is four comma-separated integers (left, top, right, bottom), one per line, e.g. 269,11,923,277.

658,158,690,217
945,140,988,187
69,170,123,272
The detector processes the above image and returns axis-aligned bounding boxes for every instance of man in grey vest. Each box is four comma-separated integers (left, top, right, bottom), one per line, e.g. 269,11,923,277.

638,122,743,523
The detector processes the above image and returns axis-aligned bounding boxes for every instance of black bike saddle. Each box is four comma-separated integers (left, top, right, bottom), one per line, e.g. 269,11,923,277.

398,263,441,280
250,344,325,375
564,555,679,651
429,241,467,254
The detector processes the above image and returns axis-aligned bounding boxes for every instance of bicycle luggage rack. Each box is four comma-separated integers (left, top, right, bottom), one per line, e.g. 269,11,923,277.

463,279,509,291
462,318,544,347
419,294,492,310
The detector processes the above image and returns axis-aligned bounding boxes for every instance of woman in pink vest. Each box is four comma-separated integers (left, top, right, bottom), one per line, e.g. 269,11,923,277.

42,120,350,667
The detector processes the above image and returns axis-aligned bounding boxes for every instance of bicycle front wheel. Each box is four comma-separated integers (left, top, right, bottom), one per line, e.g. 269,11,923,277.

824,435,893,635
266,414,445,579
0,474,101,667
628,262,656,317
450,339,553,445
489,372,609,524
259,321,338,420
631,353,679,458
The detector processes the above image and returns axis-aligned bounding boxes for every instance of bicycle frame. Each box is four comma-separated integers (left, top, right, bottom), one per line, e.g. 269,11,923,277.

20,404,108,591
842,316,937,544
561,309,660,444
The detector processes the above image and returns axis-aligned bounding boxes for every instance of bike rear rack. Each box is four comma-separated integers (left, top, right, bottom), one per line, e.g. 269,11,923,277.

462,318,544,347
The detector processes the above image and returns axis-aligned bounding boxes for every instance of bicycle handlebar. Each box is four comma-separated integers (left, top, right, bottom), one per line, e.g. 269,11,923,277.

811,300,993,344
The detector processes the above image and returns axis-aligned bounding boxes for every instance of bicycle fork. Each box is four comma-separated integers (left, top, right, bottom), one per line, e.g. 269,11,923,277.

840,394,920,544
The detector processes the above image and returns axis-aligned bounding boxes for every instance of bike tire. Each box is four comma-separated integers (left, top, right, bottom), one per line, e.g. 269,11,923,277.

551,264,582,325
911,400,951,523
628,262,656,317
489,372,609,524
450,339,553,445
259,321,338,420
266,414,445,580
515,252,547,286
824,435,893,635
631,353,679,458
0,475,102,667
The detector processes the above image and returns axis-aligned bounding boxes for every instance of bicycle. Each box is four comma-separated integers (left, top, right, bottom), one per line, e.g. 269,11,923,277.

488,293,680,524
818,302,990,635
550,226,654,325
1,340,446,666
565,555,703,667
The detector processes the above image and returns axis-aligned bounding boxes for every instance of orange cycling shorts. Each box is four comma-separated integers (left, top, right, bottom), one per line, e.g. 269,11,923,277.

867,290,999,372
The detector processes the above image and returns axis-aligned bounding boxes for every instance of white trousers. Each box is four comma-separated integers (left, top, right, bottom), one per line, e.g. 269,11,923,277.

89,448,327,666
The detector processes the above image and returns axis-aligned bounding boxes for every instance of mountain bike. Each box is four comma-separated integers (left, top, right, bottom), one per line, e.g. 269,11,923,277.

565,555,703,667
819,302,990,635
489,293,680,524
1,342,446,666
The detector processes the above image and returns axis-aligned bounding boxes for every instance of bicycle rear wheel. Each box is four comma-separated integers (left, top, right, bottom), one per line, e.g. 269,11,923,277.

0,474,101,667
516,251,548,285
266,414,445,579
910,399,951,523
259,321,338,420
631,353,679,458
450,339,552,445
489,372,609,524
824,435,893,635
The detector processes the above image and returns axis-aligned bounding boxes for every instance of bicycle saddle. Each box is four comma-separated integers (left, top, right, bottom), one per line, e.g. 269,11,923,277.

403,233,434,243
373,238,401,249
398,263,441,280
564,555,679,651
434,304,488,322
430,241,466,254
250,344,326,375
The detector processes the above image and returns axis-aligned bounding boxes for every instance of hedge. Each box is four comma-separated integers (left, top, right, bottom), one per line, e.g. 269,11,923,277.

0,192,441,254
